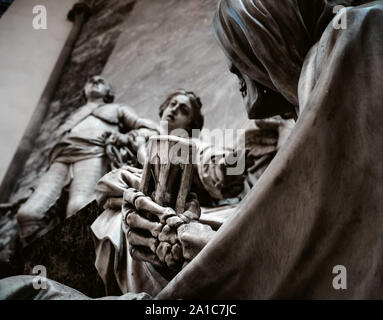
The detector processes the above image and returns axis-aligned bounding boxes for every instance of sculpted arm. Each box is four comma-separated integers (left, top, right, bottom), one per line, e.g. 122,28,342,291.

118,105,158,131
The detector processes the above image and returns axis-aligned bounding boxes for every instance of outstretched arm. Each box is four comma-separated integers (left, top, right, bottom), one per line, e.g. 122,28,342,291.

118,105,159,131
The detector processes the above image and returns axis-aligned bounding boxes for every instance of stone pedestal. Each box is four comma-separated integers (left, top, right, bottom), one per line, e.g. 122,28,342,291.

22,201,105,298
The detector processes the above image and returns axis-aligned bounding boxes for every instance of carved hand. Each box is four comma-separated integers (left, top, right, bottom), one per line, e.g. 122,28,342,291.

122,189,210,271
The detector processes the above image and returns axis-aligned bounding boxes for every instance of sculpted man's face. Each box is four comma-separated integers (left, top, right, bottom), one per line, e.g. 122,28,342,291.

229,63,296,119
161,94,193,133
84,76,109,101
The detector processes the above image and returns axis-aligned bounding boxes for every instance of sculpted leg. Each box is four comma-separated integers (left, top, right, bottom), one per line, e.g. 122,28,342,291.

16,162,69,239
67,157,108,217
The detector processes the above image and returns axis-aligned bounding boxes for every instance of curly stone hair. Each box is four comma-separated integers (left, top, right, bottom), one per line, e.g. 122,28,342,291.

158,89,204,136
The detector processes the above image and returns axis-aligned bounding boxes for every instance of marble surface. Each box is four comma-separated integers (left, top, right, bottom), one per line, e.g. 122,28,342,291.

23,201,105,298
103,0,249,131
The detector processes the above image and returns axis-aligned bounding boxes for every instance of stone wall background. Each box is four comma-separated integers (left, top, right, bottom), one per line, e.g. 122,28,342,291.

102,0,248,131
0,0,136,276
0,0,250,279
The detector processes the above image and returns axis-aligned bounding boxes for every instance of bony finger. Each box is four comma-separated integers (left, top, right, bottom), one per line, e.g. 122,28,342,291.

159,207,177,224
184,198,201,219
171,243,183,262
123,188,144,206
156,242,171,262
182,210,198,222
127,230,158,253
130,246,162,267
134,197,176,223
122,206,135,226
158,225,178,245
165,252,177,269
126,211,163,237
166,216,185,228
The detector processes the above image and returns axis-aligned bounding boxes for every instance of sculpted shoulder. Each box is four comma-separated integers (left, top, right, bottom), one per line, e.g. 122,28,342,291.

92,103,125,125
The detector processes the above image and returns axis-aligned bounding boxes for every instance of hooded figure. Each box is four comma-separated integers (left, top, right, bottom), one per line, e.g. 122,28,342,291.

155,0,383,299
1,0,383,300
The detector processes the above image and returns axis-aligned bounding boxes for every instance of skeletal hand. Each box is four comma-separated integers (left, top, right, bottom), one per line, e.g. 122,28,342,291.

99,166,143,210
122,189,202,270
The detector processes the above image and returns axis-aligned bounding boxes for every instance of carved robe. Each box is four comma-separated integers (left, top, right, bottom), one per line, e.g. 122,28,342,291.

156,0,383,299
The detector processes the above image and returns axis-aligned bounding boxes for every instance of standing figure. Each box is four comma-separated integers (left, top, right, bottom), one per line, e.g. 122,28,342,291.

16,76,158,241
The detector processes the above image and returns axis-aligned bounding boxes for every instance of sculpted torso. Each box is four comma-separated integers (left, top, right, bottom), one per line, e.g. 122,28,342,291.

69,102,119,140
16,76,126,241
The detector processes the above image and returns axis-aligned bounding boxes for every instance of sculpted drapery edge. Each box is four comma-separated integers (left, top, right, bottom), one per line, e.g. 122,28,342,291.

1,0,382,300
156,0,383,299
